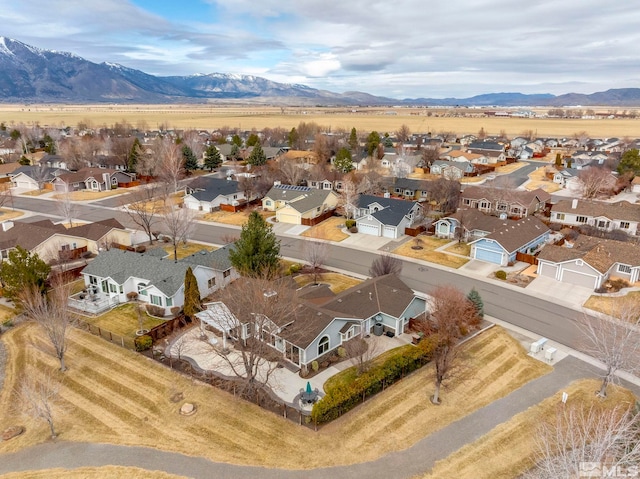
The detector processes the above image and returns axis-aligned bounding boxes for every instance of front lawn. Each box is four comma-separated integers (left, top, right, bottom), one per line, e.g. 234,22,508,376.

162,242,217,260
301,217,349,241
52,189,124,201
444,241,471,256
393,237,469,268
78,303,166,339
202,209,274,226
583,291,640,317
294,272,362,293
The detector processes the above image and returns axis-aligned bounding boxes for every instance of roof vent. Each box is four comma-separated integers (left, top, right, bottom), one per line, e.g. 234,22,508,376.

369,292,373,301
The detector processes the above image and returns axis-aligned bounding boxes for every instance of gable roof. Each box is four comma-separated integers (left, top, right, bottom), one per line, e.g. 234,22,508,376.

0,219,66,251
264,184,312,202
286,189,337,214
461,186,551,205
552,200,640,223
65,218,126,241
187,177,242,202
446,209,513,232
476,216,549,253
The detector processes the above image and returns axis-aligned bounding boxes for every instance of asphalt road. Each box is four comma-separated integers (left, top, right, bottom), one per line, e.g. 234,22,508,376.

11,194,584,349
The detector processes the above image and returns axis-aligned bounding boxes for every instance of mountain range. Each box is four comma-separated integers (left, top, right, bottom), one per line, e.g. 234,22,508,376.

0,36,639,107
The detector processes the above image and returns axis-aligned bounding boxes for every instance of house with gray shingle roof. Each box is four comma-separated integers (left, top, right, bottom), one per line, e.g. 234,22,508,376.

77,244,238,316
551,199,640,236
536,236,640,290
355,194,421,239
262,184,339,225
183,176,247,212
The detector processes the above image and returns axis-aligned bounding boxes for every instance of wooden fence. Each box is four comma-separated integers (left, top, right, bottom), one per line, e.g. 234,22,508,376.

147,315,192,342
515,251,538,265
301,209,335,226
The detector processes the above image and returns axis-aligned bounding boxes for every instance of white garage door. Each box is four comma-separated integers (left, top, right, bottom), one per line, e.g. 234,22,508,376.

358,223,380,236
538,262,558,279
382,225,397,239
560,269,598,289
16,180,34,189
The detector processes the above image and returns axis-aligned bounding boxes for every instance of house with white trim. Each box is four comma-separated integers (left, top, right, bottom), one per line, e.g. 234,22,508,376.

550,199,640,236
355,194,421,239
183,176,247,212
262,184,339,225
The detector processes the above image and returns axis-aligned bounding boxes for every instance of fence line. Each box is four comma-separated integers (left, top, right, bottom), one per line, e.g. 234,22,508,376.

76,318,136,350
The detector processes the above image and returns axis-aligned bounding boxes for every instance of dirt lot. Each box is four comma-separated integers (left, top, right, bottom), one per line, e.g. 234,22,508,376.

0,323,549,470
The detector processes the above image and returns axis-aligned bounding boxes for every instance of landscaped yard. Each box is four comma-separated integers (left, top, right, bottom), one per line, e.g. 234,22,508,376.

494,162,528,174
393,236,470,268
0,323,550,471
201,209,274,226
162,242,217,260
294,272,362,293
583,291,640,317
524,167,562,193
52,189,125,201
301,217,349,241
0,208,23,222
420,379,635,479
443,241,471,256
77,303,166,339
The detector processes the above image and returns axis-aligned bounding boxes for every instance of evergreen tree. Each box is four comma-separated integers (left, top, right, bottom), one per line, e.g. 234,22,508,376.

182,145,199,173
0,246,51,300
128,137,141,173
383,133,393,148
246,133,260,147
231,134,243,147
183,267,202,319
42,134,56,154
334,147,354,173
203,144,222,171
229,211,280,278
618,148,640,176
348,127,359,152
230,143,240,161
247,143,267,166
555,153,562,167
467,288,484,319
366,131,381,157
288,127,299,148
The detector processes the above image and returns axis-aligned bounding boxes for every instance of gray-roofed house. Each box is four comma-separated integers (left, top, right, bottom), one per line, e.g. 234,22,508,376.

550,199,640,236
469,216,550,266
183,176,247,212
10,166,67,191
197,274,426,372
262,184,339,225
51,168,136,192
355,194,421,239
73,244,238,315
434,209,513,241
536,236,640,290
460,186,550,218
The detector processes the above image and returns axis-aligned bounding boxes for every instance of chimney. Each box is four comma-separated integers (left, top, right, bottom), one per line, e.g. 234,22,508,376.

1,221,13,232
571,199,578,209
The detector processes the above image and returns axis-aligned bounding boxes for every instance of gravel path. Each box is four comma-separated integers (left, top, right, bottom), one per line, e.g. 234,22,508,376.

0,356,606,479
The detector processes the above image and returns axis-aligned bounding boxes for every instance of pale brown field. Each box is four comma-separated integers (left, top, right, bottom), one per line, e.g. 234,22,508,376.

1,104,638,138
0,323,549,470
0,467,189,479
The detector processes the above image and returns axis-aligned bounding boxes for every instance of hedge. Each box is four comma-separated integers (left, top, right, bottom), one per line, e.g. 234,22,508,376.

311,340,434,424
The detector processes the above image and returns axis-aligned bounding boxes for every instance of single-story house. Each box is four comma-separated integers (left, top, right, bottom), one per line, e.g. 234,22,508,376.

10,166,67,190
550,199,640,236
262,184,339,225
51,168,136,192
631,176,640,194
434,209,512,241
430,160,475,179
537,236,640,290
469,216,550,266
460,186,550,218
183,177,247,212
355,194,421,239
198,274,427,371
390,177,434,201
76,244,238,316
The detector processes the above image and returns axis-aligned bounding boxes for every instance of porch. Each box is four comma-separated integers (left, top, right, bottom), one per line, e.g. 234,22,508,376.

68,289,120,315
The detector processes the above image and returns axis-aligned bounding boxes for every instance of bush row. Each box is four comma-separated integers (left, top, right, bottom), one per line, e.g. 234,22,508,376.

311,341,434,424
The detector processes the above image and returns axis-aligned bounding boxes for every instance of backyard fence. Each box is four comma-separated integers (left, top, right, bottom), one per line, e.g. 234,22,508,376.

76,318,136,350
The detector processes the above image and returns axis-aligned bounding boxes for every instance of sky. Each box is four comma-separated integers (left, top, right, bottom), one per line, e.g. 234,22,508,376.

0,0,638,99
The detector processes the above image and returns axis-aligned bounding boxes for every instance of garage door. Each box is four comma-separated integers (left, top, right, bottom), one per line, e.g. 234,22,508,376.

382,225,397,239
560,269,598,289
357,223,380,236
474,247,504,264
538,262,558,279
16,180,34,189
276,212,300,224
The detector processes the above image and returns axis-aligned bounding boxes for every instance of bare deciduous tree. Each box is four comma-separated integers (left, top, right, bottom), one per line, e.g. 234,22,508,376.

429,178,461,214
16,373,61,439
56,184,77,227
345,336,381,375
527,403,640,479
415,285,478,404
303,240,329,284
161,199,197,261
20,278,74,372
122,183,161,244
369,254,403,277
338,179,359,219
578,167,615,199
579,297,640,398
277,157,307,186
395,124,411,144
156,139,184,194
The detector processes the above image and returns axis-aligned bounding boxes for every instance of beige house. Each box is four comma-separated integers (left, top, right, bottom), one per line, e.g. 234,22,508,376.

262,184,339,225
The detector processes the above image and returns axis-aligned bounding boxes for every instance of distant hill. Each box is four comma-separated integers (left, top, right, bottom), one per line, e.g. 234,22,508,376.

0,36,639,106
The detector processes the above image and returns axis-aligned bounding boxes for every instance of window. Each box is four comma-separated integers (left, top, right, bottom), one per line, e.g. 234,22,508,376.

265,200,272,206
137,283,148,296
166,297,173,307
150,295,162,306
618,264,632,274
119,285,123,294
576,216,588,223
109,283,117,294
556,213,565,221
89,275,97,285
208,277,216,288
620,222,630,229
223,269,231,278
318,336,329,355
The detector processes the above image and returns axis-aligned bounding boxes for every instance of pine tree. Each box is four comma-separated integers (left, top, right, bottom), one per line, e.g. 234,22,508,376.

182,145,199,173
183,267,202,319
288,127,298,148
247,144,267,166
334,147,353,173
0,246,51,300
230,143,240,161
348,127,359,152
203,144,222,171
128,138,141,172
246,133,260,147
229,211,280,278
366,131,381,157
467,288,484,319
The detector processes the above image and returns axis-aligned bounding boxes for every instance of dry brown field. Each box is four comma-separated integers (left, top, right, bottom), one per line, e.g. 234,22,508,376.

0,104,638,138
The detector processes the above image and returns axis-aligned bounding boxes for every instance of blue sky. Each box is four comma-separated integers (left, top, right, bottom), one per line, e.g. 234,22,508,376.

0,0,638,99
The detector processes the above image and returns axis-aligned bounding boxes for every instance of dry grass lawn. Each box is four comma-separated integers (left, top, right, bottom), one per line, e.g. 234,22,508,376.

202,209,274,226
495,162,529,174
294,272,362,293
460,176,485,184
0,467,188,479
393,237,469,268
300,217,349,241
0,304,16,324
19,189,49,196
444,242,471,256
162,242,217,260
78,303,166,339
525,167,562,193
0,209,23,222
0,324,549,470
52,189,124,201
583,291,640,316
419,379,636,479
3,104,640,138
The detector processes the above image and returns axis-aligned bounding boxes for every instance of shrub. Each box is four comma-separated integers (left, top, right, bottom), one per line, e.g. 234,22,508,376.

170,306,181,317
289,263,302,274
134,334,153,352
126,292,139,301
348,226,358,234
311,360,319,372
135,245,147,253
337,347,346,358
495,270,507,280
145,304,165,317
345,219,356,229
